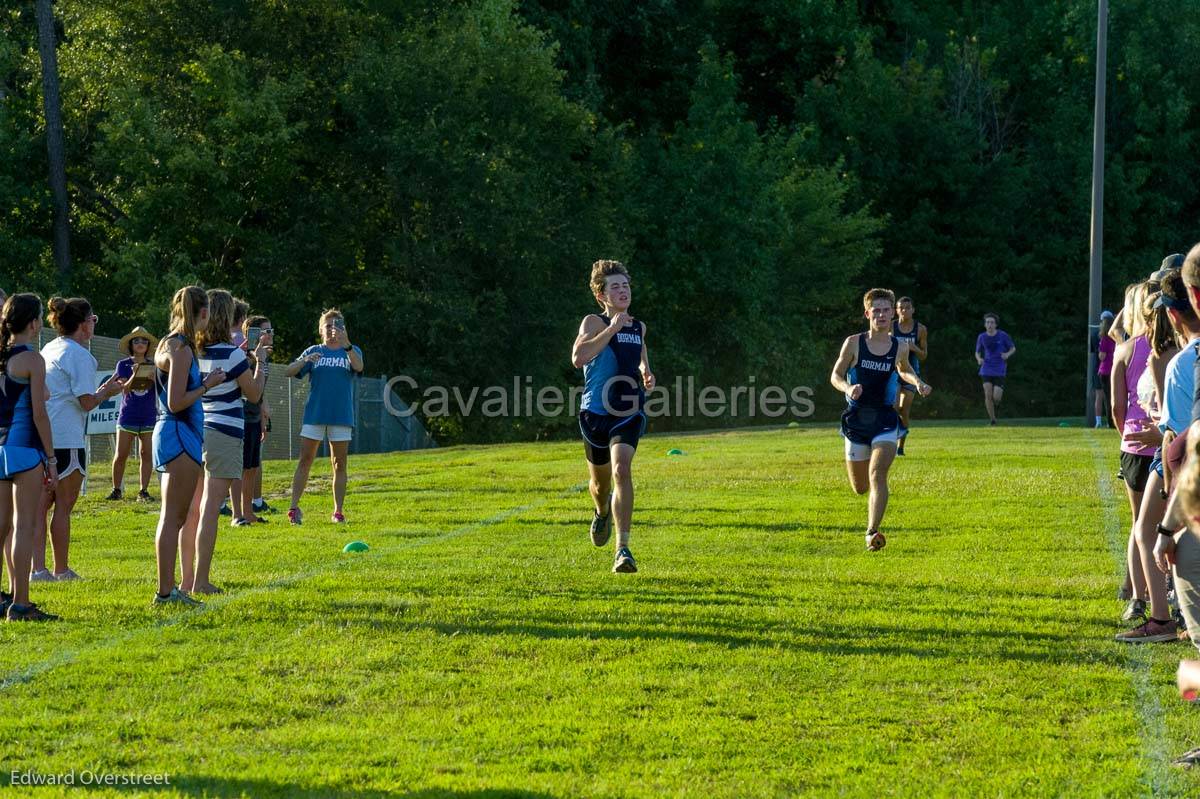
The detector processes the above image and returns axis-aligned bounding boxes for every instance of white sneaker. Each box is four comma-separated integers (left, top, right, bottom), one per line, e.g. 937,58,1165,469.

29,569,55,583
52,569,82,582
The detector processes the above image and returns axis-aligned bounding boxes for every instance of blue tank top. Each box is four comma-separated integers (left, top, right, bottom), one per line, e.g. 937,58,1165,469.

892,320,921,371
847,335,900,409
581,316,645,415
156,334,204,433
0,345,43,450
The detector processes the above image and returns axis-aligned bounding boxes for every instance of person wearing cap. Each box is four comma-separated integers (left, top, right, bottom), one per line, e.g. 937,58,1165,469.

1109,254,1186,344
107,326,159,502
1096,310,1116,427
1116,270,1198,643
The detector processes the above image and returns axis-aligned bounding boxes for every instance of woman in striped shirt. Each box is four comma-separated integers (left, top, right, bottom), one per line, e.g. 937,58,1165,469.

179,290,269,595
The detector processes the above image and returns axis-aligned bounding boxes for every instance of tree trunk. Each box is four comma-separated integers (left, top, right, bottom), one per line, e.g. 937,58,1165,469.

34,0,71,290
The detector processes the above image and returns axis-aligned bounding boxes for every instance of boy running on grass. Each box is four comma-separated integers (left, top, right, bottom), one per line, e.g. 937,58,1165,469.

892,296,928,456
571,260,654,573
831,288,931,551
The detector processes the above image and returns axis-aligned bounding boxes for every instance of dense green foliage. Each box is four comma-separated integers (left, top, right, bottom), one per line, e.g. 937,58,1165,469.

0,425,1196,795
2,1,1198,439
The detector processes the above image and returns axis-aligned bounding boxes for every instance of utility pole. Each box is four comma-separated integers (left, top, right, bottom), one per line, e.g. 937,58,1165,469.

1086,0,1108,424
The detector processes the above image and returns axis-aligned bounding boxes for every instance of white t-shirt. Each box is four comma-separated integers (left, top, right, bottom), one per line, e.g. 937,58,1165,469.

41,336,98,448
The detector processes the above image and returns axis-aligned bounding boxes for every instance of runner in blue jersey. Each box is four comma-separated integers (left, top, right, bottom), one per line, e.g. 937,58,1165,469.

831,288,931,551
892,297,927,456
0,294,59,621
572,260,655,573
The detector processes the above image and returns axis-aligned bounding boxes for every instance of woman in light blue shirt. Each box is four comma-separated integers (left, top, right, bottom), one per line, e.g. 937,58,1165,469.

284,309,363,525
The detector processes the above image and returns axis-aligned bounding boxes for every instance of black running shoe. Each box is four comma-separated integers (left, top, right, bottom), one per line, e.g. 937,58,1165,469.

613,547,637,573
218,501,232,517
0,591,11,616
590,508,612,547
104,488,122,500
897,444,905,456
137,489,153,503
7,603,59,622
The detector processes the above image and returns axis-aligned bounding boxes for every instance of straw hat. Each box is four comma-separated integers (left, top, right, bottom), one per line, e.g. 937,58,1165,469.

118,326,159,357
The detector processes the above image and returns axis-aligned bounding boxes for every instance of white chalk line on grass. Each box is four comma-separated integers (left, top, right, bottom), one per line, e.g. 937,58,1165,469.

1088,434,1175,795
0,482,586,691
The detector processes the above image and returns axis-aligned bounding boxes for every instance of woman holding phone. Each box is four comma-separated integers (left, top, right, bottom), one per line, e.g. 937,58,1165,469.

285,309,363,525
108,326,159,502
238,315,273,525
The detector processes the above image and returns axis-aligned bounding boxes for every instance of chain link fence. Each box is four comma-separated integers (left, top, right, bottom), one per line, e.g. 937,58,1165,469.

43,330,436,480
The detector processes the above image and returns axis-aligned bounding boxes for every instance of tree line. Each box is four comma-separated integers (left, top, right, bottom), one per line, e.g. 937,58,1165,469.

2,0,1197,441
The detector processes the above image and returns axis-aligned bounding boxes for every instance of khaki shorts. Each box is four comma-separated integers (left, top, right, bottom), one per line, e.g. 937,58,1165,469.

1174,529,1200,654
202,429,244,479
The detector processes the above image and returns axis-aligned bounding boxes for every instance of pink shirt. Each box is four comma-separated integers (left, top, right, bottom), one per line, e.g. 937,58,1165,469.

1120,336,1157,456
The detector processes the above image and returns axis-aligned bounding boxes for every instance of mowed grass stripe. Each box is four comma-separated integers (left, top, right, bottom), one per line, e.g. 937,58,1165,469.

0,425,1198,797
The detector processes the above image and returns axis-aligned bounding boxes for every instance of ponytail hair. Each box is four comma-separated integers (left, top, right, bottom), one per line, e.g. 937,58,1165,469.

46,296,91,336
161,286,208,356
0,294,42,376
198,290,235,351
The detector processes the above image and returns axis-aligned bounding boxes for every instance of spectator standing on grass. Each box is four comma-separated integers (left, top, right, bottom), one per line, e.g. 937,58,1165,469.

1113,284,1180,642
1153,243,1200,765
31,297,125,583
178,290,269,595
238,315,274,525
284,309,363,526
152,287,225,606
108,326,159,502
0,294,59,621
1096,310,1116,428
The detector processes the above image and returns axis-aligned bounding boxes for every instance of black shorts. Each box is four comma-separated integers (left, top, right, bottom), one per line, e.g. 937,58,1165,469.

54,447,86,479
243,420,263,470
981,376,1006,389
579,410,646,466
840,405,900,446
1120,451,1153,493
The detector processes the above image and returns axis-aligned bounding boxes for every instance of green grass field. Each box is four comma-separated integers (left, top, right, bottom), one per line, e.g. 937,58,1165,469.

1,423,1198,797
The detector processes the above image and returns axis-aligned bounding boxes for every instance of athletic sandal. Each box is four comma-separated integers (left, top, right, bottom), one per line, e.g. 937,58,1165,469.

153,587,202,607
1121,598,1147,623
288,507,303,526
1114,618,1178,643
331,512,346,524
865,530,886,551
6,603,59,622
612,546,638,573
